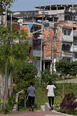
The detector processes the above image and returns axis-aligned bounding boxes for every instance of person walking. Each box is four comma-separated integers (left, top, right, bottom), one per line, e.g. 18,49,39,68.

27,82,36,111
45,81,56,110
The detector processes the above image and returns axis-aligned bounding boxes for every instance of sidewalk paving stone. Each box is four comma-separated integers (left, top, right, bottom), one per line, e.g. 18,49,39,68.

0,110,73,116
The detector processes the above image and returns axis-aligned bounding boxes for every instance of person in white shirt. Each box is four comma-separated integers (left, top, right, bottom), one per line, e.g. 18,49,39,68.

45,81,56,110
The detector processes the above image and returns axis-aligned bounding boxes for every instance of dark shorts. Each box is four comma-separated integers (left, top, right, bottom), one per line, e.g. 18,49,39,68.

28,96,35,107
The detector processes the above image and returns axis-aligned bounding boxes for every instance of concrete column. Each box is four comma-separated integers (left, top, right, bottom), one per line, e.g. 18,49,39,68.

50,61,52,73
50,6,51,18
55,5,58,10
43,61,45,70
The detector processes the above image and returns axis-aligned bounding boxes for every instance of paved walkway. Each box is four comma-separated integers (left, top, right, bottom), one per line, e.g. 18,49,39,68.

0,111,73,116
56,78,77,84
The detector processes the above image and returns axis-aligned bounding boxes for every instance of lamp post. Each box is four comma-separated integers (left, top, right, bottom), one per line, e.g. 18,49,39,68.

40,16,44,74
32,23,44,77
2,0,8,102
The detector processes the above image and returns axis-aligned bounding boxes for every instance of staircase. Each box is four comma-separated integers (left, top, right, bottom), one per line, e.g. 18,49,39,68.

41,102,50,111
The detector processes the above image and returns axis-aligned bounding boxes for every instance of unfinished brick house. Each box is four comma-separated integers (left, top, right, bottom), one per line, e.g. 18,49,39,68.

12,4,77,76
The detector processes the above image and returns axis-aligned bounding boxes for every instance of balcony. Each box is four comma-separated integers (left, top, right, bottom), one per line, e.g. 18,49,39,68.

39,10,64,15
33,50,41,57
73,58,77,61
73,30,77,37
73,46,77,52
19,37,32,45
62,35,73,42
43,56,51,60
62,51,73,58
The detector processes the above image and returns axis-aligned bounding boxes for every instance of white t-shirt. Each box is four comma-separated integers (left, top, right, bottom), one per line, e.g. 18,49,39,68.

46,85,56,97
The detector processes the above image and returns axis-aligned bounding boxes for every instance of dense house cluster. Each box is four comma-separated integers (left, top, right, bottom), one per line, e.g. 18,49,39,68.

0,4,77,99
12,4,77,76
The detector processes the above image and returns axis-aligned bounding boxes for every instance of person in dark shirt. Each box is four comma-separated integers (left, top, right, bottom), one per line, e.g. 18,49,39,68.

27,82,36,111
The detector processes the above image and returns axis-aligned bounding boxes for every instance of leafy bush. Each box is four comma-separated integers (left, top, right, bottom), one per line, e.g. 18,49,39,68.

60,93,77,114
13,62,37,91
0,99,4,111
41,69,57,83
0,88,16,114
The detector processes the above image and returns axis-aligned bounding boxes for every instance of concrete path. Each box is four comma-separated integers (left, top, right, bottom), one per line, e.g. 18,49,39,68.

0,111,74,116
56,78,77,84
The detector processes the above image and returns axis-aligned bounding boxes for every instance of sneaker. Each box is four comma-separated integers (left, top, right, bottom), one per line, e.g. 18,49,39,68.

32,108,34,111
29,109,31,111
49,106,51,111
51,106,53,110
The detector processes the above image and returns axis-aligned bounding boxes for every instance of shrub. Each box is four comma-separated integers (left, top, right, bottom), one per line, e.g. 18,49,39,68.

60,93,77,114
41,69,57,83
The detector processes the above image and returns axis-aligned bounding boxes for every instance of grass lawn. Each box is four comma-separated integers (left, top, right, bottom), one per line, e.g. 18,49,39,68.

19,83,77,113
1,83,77,115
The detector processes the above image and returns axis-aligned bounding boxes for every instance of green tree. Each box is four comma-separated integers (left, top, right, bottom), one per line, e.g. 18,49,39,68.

0,0,16,7
12,62,37,108
0,25,29,75
55,59,70,98
55,59,69,76
41,69,57,84
55,60,77,98
55,60,77,76
69,61,77,76
0,25,30,103
13,62,37,91
0,0,16,13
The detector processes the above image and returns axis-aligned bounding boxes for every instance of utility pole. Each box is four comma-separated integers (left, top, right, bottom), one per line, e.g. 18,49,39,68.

52,24,58,73
3,0,8,103
40,16,44,73
40,7,45,76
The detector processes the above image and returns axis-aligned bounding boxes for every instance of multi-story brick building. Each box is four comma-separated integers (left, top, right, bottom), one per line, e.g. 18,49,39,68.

12,4,77,76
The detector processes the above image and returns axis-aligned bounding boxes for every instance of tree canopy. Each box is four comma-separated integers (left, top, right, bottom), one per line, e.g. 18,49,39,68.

13,62,37,91
0,0,16,13
55,59,77,76
0,0,15,7
0,24,38,94
41,69,57,83
0,25,30,76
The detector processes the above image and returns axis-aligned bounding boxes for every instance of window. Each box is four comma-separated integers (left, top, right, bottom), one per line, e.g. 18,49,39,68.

75,53,77,58
51,7,56,10
62,28,71,36
58,6,64,10
68,29,71,35
45,62,50,70
73,38,77,46
62,44,70,51
64,29,67,35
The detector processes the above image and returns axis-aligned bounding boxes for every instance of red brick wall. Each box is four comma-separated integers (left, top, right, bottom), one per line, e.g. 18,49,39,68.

43,27,61,58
